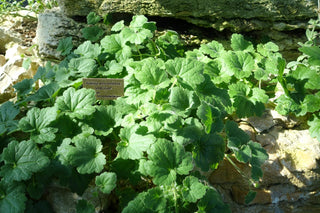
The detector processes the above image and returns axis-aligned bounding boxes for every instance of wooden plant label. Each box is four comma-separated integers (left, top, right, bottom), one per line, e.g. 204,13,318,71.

83,78,124,100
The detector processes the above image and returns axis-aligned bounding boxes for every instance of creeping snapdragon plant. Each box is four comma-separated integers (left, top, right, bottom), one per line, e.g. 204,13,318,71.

1,12,318,212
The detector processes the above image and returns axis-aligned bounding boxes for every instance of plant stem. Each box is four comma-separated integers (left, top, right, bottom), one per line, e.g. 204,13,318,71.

135,44,143,60
318,0,320,20
152,89,156,103
172,183,179,213
225,154,257,187
170,78,178,90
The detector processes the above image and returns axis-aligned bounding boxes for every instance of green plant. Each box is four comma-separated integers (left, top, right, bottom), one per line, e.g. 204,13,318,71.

274,18,320,141
0,0,57,18
7,12,320,212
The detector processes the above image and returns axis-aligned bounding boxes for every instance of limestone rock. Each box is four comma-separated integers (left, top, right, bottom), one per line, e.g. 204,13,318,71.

57,0,103,17
245,109,302,133
239,122,256,141
0,55,5,66
46,186,77,213
0,16,23,54
35,7,85,59
231,186,272,205
0,10,37,54
209,156,251,185
259,128,320,173
57,0,317,32
0,44,38,103
210,120,320,212
46,181,109,213
245,110,276,133
257,128,320,195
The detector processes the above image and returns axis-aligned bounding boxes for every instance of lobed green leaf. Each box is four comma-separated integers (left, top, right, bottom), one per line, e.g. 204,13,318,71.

308,115,320,141
0,101,19,135
55,87,96,119
95,172,117,194
145,139,193,185
0,140,50,182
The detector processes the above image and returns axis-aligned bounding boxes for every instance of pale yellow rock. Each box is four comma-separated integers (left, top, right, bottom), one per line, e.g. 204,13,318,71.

0,55,5,66
0,44,39,103
277,129,320,172
5,43,30,59
0,64,27,93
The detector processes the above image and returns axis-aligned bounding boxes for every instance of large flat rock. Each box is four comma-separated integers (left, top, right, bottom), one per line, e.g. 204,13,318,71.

58,0,318,31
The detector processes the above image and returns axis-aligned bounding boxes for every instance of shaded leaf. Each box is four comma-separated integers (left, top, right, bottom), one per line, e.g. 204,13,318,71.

181,176,207,203
25,82,59,102
145,139,193,185
82,26,104,42
19,107,58,143
0,182,26,213
86,12,101,25
245,190,257,204
0,101,19,135
76,200,95,213
197,188,230,213
57,37,73,56
0,140,50,182
196,101,223,134
57,135,106,174
122,187,167,213
193,133,225,171
95,172,117,194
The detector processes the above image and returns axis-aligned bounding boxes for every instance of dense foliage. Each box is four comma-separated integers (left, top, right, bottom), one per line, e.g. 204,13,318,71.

0,0,57,16
0,12,319,212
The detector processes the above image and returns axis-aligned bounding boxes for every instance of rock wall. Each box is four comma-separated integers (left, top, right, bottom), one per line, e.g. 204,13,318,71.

39,0,318,61
0,44,39,103
209,110,320,212
58,0,318,32
35,7,85,59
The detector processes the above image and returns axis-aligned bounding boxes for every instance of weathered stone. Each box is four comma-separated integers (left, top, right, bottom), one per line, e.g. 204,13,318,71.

35,7,85,59
260,128,320,173
245,110,276,133
269,109,301,129
47,186,77,213
231,186,272,205
0,10,37,54
57,0,103,17
261,155,291,186
0,44,38,103
46,181,109,213
56,0,318,32
0,17,23,54
81,186,110,212
209,156,251,185
245,109,303,133
0,55,5,66
258,127,320,189
309,191,320,204
53,0,314,62
210,119,320,212
239,122,256,141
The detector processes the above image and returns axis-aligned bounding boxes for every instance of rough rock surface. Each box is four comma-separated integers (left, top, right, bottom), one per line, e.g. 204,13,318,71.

0,10,37,54
209,113,320,212
51,0,315,61
58,0,318,32
35,7,85,59
57,0,103,18
46,181,109,213
0,44,39,103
